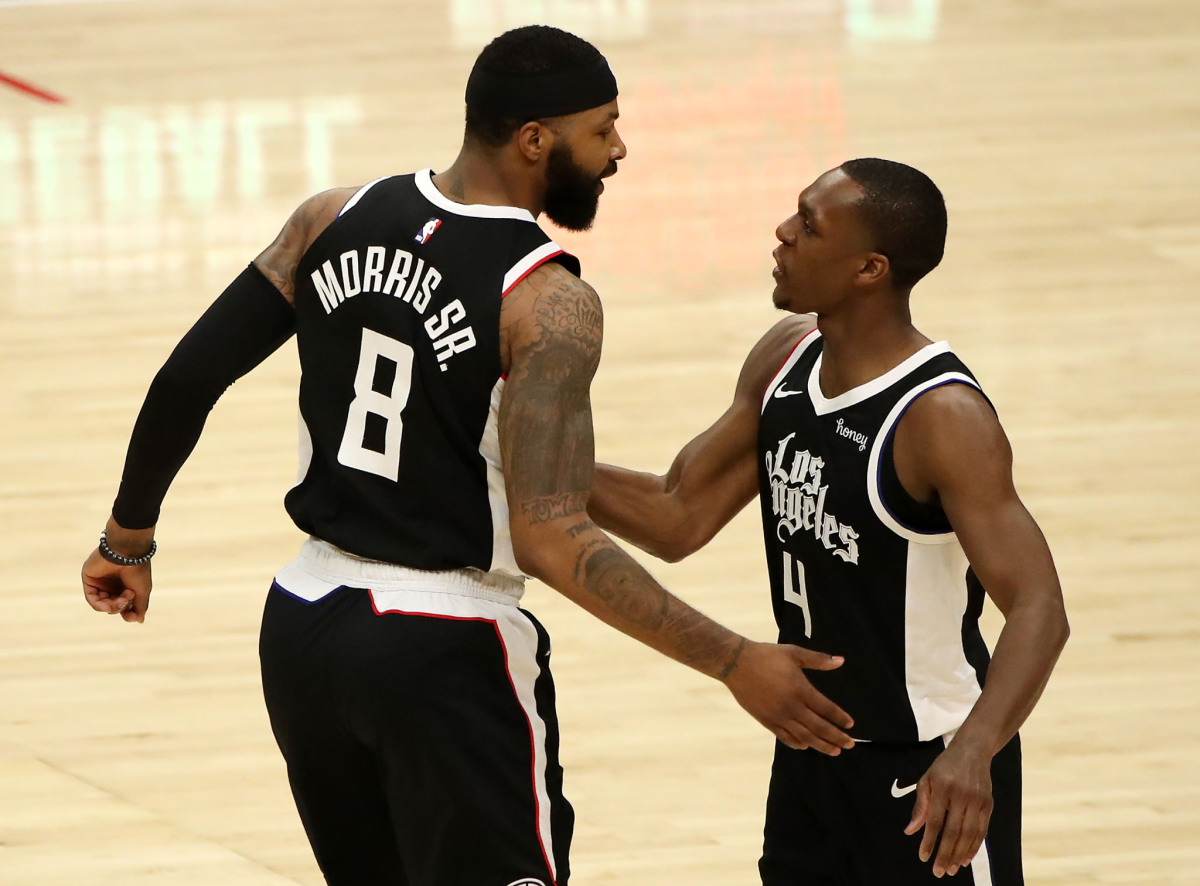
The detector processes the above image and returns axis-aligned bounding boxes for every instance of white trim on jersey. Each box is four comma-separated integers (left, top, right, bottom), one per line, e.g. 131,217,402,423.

905,543,984,740
808,340,953,416
761,327,822,413
337,176,389,217
296,410,314,484
865,371,981,545
414,168,537,222
479,378,524,578
942,732,995,886
274,557,342,602
502,241,568,296
367,589,559,883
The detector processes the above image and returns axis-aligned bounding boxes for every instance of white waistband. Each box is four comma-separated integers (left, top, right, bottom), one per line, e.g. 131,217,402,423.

276,538,526,606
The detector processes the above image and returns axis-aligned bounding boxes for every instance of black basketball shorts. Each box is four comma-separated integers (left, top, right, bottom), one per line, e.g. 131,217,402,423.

760,733,1022,885
259,575,573,886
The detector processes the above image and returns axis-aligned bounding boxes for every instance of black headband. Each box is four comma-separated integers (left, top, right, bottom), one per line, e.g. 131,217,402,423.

465,55,618,120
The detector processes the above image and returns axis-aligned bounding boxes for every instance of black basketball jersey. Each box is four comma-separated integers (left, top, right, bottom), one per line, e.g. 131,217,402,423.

284,169,579,575
758,329,992,743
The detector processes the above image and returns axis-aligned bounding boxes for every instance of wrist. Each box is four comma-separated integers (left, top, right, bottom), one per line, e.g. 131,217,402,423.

104,515,156,559
947,723,1002,759
717,636,753,684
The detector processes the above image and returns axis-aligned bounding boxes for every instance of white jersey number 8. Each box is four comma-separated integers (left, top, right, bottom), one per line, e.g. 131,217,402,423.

337,328,415,482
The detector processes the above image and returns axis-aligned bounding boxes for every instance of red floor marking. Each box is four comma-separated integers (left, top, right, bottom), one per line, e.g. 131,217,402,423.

0,70,65,104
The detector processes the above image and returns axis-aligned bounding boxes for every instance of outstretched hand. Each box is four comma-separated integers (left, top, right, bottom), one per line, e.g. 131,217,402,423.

905,737,994,877
82,549,152,622
723,641,855,754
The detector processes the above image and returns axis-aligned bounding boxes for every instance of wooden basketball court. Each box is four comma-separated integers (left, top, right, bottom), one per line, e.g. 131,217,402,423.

1,1,1197,883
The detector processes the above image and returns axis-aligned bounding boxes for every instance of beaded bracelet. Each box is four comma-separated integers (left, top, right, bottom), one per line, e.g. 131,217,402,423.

98,530,157,567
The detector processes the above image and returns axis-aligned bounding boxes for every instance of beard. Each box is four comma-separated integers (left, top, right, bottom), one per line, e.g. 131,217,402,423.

542,142,613,232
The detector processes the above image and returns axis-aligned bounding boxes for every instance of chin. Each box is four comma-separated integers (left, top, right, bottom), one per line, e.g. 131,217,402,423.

772,285,806,314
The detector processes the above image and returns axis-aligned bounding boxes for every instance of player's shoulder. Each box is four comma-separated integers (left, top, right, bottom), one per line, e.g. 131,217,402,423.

507,260,600,317
897,378,1008,473
734,313,818,404
255,186,362,301
904,376,995,428
299,186,362,234
500,260,602,367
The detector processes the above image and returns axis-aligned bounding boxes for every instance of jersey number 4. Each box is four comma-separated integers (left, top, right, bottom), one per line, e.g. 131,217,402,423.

338,328,415,482
782,551,812,638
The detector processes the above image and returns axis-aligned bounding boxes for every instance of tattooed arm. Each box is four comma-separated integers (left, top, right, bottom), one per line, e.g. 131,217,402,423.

499,264,855,753
254,186,358,302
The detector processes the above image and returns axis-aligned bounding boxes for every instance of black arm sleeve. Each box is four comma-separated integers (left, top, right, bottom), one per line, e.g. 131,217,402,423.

111,264,296,529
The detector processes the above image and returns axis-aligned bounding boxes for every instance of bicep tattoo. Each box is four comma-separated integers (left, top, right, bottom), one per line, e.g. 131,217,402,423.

500,270,604,524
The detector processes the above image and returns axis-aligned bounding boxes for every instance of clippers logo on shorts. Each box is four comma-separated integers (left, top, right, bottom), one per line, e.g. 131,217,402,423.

765,431,860,564
506,880,547,886
415,217,442,244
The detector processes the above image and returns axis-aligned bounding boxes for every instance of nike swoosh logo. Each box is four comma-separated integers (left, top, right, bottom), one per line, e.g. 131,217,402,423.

891,780,918,798
773,385,804,398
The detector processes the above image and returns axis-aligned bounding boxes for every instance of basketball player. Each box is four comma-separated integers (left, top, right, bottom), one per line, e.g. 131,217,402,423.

588,159,1070,884
79,27,858,886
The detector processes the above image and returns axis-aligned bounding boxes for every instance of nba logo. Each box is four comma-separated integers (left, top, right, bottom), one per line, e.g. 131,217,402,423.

415,218,442,244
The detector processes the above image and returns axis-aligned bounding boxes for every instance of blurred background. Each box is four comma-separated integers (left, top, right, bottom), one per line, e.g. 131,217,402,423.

1,1,1197,883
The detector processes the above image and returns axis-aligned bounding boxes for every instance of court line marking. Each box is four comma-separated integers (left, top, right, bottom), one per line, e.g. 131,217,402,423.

0,69,64,103
0,0,167,5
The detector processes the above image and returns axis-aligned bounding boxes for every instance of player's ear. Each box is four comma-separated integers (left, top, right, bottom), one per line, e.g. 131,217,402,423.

515,121,549,164
857,252,890,287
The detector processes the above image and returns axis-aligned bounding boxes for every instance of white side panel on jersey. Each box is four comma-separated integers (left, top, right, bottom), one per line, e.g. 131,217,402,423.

866,371,980,545
295,410,314,484
502,241,566,295
414,168,537,222
905,541,983,741
368,589,558,881
761,327,822,413
337,175,388,217
479,378,523,578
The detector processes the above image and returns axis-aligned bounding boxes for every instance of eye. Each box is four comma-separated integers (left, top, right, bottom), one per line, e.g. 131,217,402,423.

802,217,814,235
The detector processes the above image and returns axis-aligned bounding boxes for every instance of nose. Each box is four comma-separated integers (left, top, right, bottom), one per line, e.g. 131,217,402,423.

776,218,795,245
612,128,627,162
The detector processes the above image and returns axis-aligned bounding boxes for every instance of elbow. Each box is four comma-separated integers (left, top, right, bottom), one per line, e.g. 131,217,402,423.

1056,605,1071,651
147,372,215,414
151,355,229,407
652,519,713,563
653,536,697,564
511,532,555,583
1035,596,1070,655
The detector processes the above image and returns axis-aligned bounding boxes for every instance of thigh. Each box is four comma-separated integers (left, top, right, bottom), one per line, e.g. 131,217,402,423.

259,584,407,886
361,592,573,886
759,743,848,886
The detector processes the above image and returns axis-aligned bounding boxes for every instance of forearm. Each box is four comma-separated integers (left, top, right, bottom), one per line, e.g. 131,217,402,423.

588,464,687,559
111,264,294,528
520,518,746,680
954,597,1069,754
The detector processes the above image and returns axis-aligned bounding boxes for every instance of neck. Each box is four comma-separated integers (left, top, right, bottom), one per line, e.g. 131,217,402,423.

814,290,931,399
432,145,544,216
